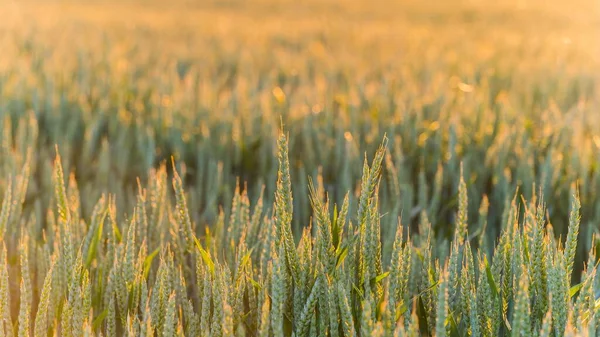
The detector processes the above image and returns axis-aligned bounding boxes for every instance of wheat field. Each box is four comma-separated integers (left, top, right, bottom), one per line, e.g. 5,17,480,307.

0,0,599,336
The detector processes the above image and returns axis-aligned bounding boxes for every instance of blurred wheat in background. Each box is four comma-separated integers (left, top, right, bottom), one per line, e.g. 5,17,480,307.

0,0,599,335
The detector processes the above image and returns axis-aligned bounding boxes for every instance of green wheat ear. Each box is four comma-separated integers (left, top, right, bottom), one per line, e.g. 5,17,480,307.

549,253,569,336
511,266,530,337
274,131,300,283
435,264,448,337
456,163,468,244
258,288,271,337
0,244,14,337
295,276,321,336
34,258,55,337
18,237,31,337
162,292,177,337
0,178,11,240
564,184,581,282
172,158,195,252
53,146,70,225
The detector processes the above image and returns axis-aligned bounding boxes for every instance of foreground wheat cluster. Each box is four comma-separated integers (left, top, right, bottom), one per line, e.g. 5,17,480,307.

0,123,596,336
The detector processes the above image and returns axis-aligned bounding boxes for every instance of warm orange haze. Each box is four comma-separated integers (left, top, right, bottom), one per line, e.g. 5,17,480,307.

0,0,599,336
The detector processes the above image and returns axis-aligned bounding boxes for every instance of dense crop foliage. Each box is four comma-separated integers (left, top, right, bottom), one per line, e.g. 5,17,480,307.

0,130,598,336
0,0,599,335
